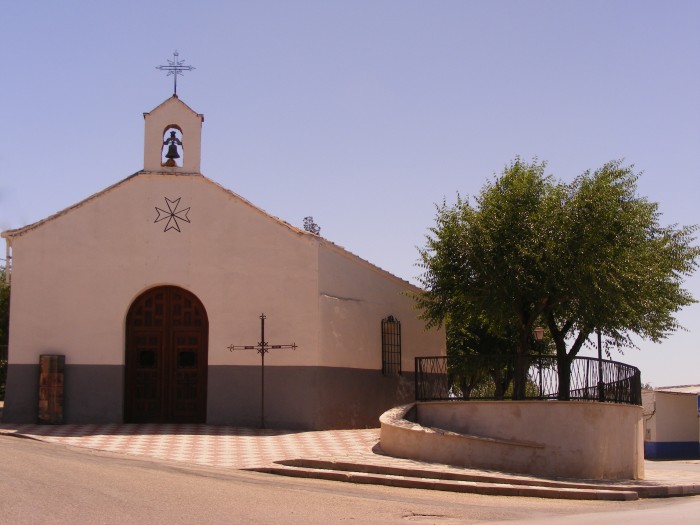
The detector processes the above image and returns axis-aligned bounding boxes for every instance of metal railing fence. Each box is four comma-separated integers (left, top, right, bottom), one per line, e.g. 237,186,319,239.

415,354,641,405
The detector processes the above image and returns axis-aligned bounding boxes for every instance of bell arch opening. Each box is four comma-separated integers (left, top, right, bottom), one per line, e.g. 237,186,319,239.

161,125,183,167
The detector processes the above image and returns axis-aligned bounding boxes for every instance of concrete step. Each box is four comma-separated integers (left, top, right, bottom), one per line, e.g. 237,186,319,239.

275,459,700,498
249,461,639,501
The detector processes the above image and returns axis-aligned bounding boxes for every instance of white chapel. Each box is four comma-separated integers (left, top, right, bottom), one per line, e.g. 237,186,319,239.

1,95,445,429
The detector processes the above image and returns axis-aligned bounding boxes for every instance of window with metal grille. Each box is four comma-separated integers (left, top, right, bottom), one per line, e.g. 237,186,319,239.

381,315,401,376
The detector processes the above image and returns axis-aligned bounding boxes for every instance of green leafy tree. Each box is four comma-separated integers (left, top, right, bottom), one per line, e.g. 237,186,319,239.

546,161,699,397
417,159,562,398
445,317,519,399
417,158,699,399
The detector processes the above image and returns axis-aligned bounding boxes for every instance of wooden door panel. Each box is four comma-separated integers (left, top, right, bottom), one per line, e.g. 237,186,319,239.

170,330,205,421
127,330,164,422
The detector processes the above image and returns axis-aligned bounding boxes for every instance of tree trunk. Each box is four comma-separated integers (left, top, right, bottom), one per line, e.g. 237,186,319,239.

513,354,530,400
512,326,531,400
546,314,588,402
557,355,572,400
491,369,504,399
460,377,471,400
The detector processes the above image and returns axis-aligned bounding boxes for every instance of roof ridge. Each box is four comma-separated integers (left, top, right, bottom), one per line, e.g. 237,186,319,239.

143,95,203,121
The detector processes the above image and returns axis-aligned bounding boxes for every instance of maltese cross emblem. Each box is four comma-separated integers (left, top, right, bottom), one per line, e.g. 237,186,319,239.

155,197,191,232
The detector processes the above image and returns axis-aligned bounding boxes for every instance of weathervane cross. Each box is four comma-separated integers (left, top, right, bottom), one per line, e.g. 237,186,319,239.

156,51,195,96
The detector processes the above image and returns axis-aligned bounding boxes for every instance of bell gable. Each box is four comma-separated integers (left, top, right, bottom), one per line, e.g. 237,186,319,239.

143,96,204,173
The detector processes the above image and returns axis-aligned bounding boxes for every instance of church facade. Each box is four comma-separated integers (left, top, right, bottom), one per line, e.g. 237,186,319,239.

1,96,445,429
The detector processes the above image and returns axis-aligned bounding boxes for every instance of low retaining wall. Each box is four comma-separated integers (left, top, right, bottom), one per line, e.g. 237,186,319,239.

380,401,644,480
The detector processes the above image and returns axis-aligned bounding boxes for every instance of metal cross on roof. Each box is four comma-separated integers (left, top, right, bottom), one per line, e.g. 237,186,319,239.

156,50,195,96
228,314,297,429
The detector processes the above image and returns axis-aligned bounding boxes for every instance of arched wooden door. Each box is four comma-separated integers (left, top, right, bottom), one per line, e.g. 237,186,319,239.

125,286,208,423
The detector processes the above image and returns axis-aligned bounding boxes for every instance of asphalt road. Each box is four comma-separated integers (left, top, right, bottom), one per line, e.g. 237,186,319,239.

1,436,698,524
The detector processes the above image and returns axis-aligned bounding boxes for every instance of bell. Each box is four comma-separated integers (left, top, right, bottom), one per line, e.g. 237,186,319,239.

165,143,180,160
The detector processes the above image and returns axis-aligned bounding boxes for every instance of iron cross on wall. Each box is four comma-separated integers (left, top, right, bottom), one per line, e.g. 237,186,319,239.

228,314,297,429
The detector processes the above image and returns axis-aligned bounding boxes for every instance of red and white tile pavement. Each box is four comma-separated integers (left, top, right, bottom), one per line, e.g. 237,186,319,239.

0,424,384,469
2,423,699,488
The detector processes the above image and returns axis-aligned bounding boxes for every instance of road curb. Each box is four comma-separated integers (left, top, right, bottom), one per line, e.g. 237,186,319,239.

250,465,639,501
254,459,700,500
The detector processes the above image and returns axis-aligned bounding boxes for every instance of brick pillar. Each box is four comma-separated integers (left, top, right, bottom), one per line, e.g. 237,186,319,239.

38,355,64,424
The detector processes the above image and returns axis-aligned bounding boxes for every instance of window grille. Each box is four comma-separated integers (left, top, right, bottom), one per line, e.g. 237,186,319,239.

381,315,401,376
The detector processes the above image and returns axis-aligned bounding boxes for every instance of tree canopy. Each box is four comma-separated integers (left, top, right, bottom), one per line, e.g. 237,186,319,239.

416,158,699,398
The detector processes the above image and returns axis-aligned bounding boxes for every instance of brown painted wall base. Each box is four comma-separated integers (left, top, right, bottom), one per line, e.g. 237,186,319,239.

3,364,413,429
3,364,123,424
3,364,39,423
207,366,415,430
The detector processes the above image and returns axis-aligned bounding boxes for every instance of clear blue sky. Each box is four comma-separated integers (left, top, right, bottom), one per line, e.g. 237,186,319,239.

1,1,698,387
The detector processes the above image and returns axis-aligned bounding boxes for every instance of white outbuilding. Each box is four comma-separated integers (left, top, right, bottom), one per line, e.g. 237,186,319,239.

642,385,700,459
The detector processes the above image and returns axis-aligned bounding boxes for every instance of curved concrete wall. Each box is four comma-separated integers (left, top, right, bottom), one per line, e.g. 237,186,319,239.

380,401,644,480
